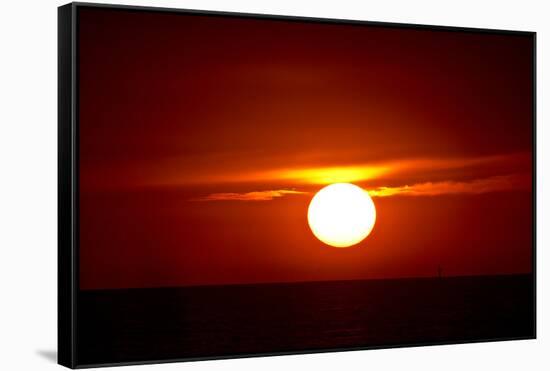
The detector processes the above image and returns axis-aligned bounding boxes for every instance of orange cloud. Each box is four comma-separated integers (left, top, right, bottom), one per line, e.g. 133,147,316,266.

193,189,308,201
155,152,529,188
368,174,531,197
193,173,530,202
258,164,391,185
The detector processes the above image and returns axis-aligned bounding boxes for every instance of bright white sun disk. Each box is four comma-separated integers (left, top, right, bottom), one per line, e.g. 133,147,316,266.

307,183,376,248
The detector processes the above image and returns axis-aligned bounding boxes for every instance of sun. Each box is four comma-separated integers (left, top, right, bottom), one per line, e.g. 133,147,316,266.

307,183,376,248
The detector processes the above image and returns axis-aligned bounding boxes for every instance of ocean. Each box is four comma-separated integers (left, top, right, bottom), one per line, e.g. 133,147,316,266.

77,274,534,365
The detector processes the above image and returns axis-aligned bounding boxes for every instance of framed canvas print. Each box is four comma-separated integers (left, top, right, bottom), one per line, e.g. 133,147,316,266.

58,2,536,368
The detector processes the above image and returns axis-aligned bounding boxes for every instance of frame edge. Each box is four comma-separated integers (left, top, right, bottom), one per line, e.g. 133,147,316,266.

58,2,77,369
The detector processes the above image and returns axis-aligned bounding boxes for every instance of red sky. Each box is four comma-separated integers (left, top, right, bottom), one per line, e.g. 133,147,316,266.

78,7,534,290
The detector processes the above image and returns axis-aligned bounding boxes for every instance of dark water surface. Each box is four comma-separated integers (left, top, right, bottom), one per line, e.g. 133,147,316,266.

77,275,534,365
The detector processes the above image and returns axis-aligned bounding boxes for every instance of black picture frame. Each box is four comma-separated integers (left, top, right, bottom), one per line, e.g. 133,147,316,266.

58,2,536,368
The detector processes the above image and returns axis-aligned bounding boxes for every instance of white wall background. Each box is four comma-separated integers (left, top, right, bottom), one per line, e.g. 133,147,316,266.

0,0,547,369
